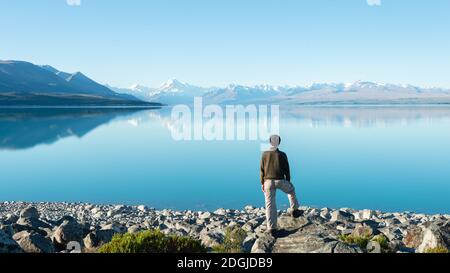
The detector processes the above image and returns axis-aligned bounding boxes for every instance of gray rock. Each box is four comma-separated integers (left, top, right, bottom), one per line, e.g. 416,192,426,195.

354,209,375,221
277,216,310,230
137,205,147,212
416,223,449,253
128,225,143,234
54,215,78,226
3,214,19,225
16,217,52,229
0,225,14,237
13,231,54,253
20,206,39,220
333,241,364,253
331,210,355,222
242,234,257,253
199,212,212,220
307,215,328,225
403,227,423,249
199,229,224,248
380,227,403,241
320,209,331,220
244,205,256,212
101,223,127,234
91,207,102,214
214,208,227,216
0,230,23,253
351,225,379,238
272,232,334,253
53,219,84,248
251,234,274,253
242,219,261,232
388,240,404,253
83,229,115,249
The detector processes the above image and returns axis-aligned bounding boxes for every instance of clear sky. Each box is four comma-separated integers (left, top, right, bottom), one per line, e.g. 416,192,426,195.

1,0,449,88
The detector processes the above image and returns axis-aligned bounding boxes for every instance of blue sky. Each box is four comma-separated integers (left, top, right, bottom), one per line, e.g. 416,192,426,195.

1,0,449,88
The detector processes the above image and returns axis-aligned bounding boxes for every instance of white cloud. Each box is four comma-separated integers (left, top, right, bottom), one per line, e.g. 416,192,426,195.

367,0,381,6
66,0,81,6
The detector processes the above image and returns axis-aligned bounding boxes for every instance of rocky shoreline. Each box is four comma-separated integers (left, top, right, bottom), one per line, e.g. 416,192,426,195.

0,201,449,253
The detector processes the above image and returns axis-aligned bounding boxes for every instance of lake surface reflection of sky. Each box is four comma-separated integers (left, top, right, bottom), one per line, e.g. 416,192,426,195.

1,106,450,214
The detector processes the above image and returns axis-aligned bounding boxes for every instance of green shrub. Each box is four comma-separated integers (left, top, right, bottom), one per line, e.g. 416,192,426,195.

213,227,247,253
371,234,389,251
98,230,206,253
339,234,371,249
424,246,450,254
339,233,391,252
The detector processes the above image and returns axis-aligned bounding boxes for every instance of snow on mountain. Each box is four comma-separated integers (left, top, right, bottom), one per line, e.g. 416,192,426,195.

108,80,450,105
109,79,208,104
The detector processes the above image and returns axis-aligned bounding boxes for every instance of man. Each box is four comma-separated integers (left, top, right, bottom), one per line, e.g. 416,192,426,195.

260,135,301,236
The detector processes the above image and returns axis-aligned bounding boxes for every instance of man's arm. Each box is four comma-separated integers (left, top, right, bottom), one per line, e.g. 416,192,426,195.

260,154,265,185
283,153,291,182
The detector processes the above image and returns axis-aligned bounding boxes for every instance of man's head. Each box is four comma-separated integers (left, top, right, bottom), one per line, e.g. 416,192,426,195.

269,135,281,150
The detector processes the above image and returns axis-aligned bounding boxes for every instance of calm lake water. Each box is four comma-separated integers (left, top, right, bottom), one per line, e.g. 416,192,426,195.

1,106,450,214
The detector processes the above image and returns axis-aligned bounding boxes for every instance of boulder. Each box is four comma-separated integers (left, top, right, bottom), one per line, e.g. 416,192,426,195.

54,215,78,226
16,217,52,229
199,212,212,220
251,234,274,253
199,229,224,248
242,219,262,232
320,209,331,220
271,232,335,253
20,206,39,220
3,214,19,225
137,205,147,212
379,227,403,241
307,215,328,225
0,225,14,237
101,223,127,234
91,207,102,214
13,231,54,253
244,205,256,212
0,230,23,253
333,241,364,253
9,223,47,237
83,229,115,249
331,210,355,223
52,219,84,249
384,217,402,227
277,215,309,230
127,225,143,234
403,227,423,249
354,209,375,221
417,223,450,253
214,208,227,216
242,234,257,253
351,225,379,238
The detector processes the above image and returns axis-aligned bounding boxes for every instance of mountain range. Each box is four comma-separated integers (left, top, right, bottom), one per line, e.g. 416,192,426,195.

0,60,159,107
110,80,450,105
2,59,450,106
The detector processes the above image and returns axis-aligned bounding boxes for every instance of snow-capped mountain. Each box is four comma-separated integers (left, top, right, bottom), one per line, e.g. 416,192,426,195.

109,80,450,105
107,84,156,101
109,79,208,104
203,84,283,104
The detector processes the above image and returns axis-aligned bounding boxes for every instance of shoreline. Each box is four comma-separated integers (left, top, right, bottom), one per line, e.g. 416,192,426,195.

1,201,449,254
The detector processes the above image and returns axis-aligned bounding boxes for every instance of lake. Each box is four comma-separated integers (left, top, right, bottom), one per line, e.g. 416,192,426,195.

1,106,450,214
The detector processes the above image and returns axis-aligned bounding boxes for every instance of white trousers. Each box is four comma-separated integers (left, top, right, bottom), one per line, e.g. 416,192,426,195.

264,179,300,230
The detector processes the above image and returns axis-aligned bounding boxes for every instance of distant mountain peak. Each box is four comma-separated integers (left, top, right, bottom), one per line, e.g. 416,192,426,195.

159,78,190,91
0,60,152,106
40,65,59,74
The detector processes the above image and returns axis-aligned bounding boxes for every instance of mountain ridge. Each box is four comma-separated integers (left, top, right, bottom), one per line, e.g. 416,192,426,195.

109,80,450,105
0,60,159,107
